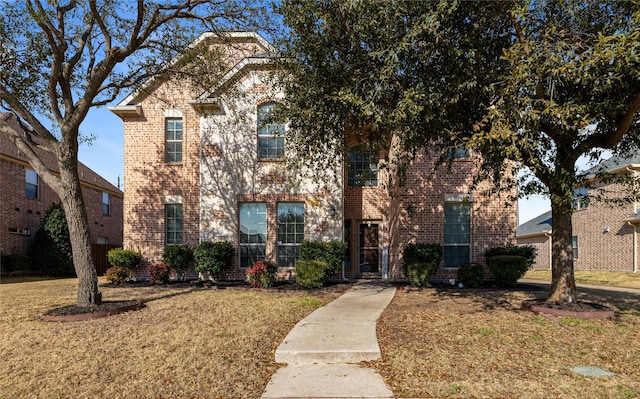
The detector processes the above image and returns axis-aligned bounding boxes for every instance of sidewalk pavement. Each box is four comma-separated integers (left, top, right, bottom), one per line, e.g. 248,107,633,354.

261,281,397,399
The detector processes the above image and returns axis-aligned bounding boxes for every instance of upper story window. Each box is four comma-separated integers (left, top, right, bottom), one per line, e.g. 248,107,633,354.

165,118,183,163
347,145,378,187
448,147,471,160
102,192,110,215
257,103,285,159
573,187,589,210
25,168,38,199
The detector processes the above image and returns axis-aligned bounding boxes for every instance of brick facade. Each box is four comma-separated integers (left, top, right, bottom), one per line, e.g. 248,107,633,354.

111,32,517,281
517,179,640,273
0,113,123,259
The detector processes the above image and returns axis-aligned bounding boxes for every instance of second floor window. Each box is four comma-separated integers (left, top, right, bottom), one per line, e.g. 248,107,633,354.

348,145,378,187
165,118,183,163
257,103,284,159
102,192,110,215
25,168,38,199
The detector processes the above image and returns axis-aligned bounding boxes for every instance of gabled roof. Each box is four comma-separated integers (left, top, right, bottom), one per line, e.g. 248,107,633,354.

109,31,276,115
0,112,122,196
516,210,552,238
584,151,640,178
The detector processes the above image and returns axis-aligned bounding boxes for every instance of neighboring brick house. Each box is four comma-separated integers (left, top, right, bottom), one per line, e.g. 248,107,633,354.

0,112,124,267
517,154,640,273
110,32,517,281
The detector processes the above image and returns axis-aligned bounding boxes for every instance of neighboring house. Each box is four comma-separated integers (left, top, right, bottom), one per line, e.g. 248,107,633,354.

0,112,124,271
109,32,517,281
517,153,640,273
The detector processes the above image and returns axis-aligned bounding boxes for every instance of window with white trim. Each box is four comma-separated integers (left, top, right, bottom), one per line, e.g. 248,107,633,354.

102,192,110,215
239,203,267,268
277,203,304,267
257,103,284,159
25,168,38,199
165,118,183,163
573,187,589,210
348,145,378,187
165,204,183,245
443,202,471,267
572,236,578,260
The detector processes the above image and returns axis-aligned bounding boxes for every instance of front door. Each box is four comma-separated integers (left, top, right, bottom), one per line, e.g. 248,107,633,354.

359,223,380,273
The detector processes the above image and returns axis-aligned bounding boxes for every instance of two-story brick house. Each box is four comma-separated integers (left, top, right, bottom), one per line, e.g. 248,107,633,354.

517,153,640,273
0,112,124,272
110,32,517,281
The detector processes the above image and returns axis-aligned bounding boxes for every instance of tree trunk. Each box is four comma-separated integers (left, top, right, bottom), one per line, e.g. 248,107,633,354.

58,152,101,307
548,196,577,303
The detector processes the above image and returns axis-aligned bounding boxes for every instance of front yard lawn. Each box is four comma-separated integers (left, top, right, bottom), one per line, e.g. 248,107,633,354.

371,285,640,399
0,277,343,398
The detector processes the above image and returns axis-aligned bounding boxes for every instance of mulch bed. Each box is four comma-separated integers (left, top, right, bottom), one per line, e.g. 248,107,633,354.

521,298,615,319
43,300,143,322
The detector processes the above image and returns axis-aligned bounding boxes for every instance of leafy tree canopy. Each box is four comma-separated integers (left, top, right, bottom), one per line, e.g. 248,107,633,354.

277,0,640,302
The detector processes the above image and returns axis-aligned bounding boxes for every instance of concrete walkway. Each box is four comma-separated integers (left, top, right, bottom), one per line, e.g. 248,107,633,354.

261,282,397,399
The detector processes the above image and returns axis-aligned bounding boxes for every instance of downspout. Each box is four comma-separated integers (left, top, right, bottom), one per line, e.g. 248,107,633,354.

544,230,552,271
627,221,638,273
341,158,348,281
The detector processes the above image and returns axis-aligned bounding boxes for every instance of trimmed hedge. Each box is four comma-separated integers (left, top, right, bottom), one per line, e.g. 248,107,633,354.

193,241,234,278
247,261,278,288
484,245,536,268
405,261,439,287
402,243,442,275
457,263,485,288
295,259,329,288
299,240,347,276
488,255,528,287
162,245,193,281
107,248,142,268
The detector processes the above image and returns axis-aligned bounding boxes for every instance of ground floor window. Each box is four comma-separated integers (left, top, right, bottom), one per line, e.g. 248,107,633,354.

277,203,304,267
572,236,578,260
239,203,267,268
166,204,183,245
443,202,471,267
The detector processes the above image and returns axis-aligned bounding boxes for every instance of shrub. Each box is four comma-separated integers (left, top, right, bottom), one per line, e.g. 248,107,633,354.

299,240,347,276
0,254,29,273
28,203,74,276
193,241,234,278
488,255,529,287
148,263,171,284
107,248,142,268
402,243,442,275
105,266,129,284
484,245,536,268
405,261,439,287
457,263,485,288
162,245,193,281
295,259,329,288
246,261,278,288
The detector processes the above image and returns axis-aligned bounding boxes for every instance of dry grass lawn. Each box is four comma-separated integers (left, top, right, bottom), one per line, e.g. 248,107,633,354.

0,277,344,399
524,270,640,290
371,285,640,399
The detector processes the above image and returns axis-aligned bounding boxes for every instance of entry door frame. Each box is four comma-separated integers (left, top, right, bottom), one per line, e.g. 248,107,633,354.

358,221,381,275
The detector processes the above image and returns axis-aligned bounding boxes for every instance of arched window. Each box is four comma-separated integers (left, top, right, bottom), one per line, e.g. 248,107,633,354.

347,145,378,187
257,103,284,159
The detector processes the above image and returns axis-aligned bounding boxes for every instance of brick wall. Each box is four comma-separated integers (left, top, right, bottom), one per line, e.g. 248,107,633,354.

0,157,123,257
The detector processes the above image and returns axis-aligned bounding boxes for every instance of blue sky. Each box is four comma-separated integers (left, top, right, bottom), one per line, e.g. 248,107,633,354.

78,106,552,224
78,107,125,190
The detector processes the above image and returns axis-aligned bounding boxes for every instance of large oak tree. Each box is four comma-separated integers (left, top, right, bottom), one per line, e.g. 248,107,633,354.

277,0,640,303
0,0,267,306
